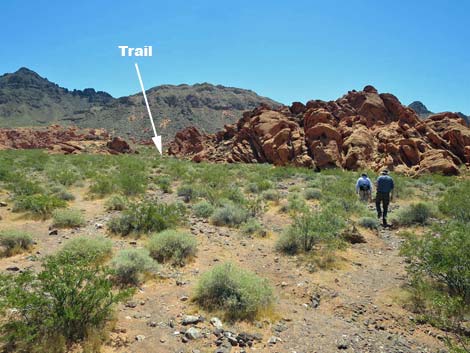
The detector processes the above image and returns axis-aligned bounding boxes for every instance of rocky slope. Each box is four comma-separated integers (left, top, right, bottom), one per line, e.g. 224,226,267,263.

0,125,134,155
409,100,469,125
169,86,470,175
0,68,279,140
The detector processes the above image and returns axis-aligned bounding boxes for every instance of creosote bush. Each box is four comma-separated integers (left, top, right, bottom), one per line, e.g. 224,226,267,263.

0,230,34,257
58,236,113,264
276,206,345,255
439,180,470,222
111,248,157,285
0,254,131,352
108,201,185,236
13,194,66,218
52,208,86,228
393,202,435,226
400,221,470,351
105,194,128,211
280,192,307,214
89,175,115,197
401,222,470,302
194,262,274,321
193,200,214,218
9,178,44,196
147,230,197,266
211,202,249,227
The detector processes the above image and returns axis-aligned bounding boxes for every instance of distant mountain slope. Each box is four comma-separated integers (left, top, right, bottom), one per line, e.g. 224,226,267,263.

0,68,280,139
408,100,469,125
408,101,433,117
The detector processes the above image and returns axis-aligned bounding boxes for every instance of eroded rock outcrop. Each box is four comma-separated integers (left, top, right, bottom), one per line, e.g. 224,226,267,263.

168,86,470,175
0,125,134,155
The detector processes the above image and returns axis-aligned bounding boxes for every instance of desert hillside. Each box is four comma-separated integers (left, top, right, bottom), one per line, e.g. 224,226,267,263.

0,68,279,140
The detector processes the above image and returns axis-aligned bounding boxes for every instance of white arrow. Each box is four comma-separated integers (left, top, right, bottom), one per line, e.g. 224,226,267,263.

134,63,162,154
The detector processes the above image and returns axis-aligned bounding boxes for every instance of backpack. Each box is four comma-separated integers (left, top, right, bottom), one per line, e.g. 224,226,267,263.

358,178,371,191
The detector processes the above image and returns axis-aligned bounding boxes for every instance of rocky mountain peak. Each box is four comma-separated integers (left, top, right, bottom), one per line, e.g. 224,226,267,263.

409,101,432,117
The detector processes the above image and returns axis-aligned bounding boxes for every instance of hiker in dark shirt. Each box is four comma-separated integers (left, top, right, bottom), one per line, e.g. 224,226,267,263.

375,169,394,226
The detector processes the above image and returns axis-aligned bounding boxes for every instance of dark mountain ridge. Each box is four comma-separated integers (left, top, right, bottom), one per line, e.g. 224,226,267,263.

0,67,280,139
408,100,469,125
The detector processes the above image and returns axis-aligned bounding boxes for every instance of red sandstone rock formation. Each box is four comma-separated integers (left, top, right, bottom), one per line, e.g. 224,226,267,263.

0,126,134,155
168,86,470,175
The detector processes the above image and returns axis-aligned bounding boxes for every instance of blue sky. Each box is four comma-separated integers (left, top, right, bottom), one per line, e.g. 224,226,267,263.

2,0,469,113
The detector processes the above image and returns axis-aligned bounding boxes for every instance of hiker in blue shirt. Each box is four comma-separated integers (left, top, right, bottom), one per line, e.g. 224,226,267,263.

375,169,394,227
355,173,373,202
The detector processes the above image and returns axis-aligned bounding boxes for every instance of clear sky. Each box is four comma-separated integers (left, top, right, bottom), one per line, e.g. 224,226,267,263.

2,0,469,113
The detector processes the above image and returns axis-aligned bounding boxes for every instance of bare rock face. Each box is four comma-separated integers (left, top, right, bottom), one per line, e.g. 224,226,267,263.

168,86,470,175
0,126,133,155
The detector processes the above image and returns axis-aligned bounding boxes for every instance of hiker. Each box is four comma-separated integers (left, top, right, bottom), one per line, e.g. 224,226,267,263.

355,173,373,202
375,169,394,226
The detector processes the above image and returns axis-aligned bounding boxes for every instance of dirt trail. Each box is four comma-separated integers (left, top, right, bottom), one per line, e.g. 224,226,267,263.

0,190,447,353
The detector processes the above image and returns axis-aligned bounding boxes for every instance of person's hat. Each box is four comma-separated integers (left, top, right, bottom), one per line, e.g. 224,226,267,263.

381,169,389,175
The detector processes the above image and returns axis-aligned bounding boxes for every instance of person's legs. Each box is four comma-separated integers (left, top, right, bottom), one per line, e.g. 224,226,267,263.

359,190,367,202
382,193,390,224
376,193,383,218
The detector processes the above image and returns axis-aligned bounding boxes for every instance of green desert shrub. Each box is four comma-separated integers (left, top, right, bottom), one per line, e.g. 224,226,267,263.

156,176,172,193
177,184,195,202
394,202,435,226
0,230,34,257
246,180,272,194
58,236,113,264
108,201,185,236
280,192,307,214
225,187,246,205
262,189,281,202
111,248,157,285
89,175,116,197
9,178,44,196
276,207,345,255
147,230,197,266
400,221,470,351
13,194,66,218
194,262,274,321
401,221,470,302
304,187,322,200
52,208,86,228
54,189,76,201
115,165,146,196
246,196,264,217
241,219,266,237
439,181,470,222
46,164,82,186
211,202,249,227
105,194,128,211
0,254,131,352
193,200,214,218
358,217,379,229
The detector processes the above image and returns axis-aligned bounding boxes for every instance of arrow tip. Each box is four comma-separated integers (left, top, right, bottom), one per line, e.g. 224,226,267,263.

152,135,162,154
